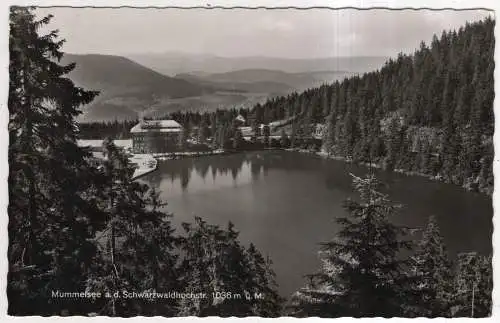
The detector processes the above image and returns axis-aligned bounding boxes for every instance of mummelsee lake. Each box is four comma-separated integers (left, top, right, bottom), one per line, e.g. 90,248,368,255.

139,150,492,297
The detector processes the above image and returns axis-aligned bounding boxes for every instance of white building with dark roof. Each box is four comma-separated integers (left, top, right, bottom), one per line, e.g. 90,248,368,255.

131,119,183,153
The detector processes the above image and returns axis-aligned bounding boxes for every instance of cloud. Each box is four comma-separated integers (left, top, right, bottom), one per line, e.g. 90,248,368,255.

35,8,492,58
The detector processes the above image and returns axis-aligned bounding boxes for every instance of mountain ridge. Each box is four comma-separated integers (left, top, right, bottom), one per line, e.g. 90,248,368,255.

60,53,210,122
174,68,356,94
63,53,386,122
128,52,389,76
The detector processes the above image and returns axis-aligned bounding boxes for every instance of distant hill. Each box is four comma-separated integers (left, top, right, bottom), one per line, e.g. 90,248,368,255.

196,69,355,91
61,54,209,122
64,53,386,122
175,68,358,98
175,72,294,94
206,69,310,85
128,53,389,76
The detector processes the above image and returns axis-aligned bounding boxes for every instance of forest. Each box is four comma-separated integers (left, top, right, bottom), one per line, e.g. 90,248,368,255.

8,7,492,317
251,17,495,195
80,18,494,195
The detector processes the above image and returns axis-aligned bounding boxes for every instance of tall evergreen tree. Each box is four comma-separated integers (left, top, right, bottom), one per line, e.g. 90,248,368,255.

177,218,282,317
262,124,271,148
85,139,179,316
408,216,454,317
232,127,245,150
280,129,290,148
289,174,413,317
452,252,492,317
8,7,100,315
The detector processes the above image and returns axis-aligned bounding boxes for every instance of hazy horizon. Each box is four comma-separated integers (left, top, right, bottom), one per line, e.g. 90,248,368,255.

34,8,492,59
65,50,389,60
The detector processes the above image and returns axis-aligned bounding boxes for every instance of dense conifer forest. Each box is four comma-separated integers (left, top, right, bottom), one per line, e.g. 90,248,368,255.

80,18,494,195
251,17,494,194
8,7,493,317
78,119,138,139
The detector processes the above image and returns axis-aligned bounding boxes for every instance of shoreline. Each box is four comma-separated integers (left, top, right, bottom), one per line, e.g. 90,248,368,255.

153,149,227,161
130,150,227,179
286,148,493,196
131,155,158,180
129,146,492,196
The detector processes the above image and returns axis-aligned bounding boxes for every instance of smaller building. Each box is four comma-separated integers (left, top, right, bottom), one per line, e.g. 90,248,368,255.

235,114,246,125
313,124,327,140
239,126,253,137
131,119,183,154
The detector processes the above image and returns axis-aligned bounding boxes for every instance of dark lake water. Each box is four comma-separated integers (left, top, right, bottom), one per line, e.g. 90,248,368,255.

139,150,493,297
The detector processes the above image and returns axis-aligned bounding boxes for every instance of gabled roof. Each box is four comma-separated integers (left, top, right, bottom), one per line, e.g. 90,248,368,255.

235,114,246,123
131,119,182,133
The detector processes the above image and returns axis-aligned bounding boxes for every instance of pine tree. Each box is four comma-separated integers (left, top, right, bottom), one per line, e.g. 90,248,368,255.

232,127,245,151
179,122,190,151
280,129,290,148
419,140,434,175
262,124,271,148
452,252,492,317
384,117,402,171
199,119,211,143
177,218,282,317
408,216,453,317
245,244,283,316
8,7,100,315
290,119,298,149
440,122,462,184
478,140,493,194
290,174,413,317
86,139,179,316
286,257,344,317
323,111,336,154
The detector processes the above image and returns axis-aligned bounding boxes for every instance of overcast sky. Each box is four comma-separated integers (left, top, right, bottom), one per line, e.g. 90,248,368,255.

35,8,492,58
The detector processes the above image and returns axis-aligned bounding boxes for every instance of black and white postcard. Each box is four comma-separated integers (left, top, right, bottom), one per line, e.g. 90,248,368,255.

2,0,497,319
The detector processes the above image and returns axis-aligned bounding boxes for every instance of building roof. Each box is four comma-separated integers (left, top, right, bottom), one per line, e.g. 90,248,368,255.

235,114,246,123
77,139,132,149
131,119,182,133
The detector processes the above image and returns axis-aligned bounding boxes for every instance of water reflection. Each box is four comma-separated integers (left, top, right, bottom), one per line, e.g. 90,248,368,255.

143,151,493,259
150,152,278,192
194,160,210,181
251,160,261,181
140,150,492,296
147,151,406,194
